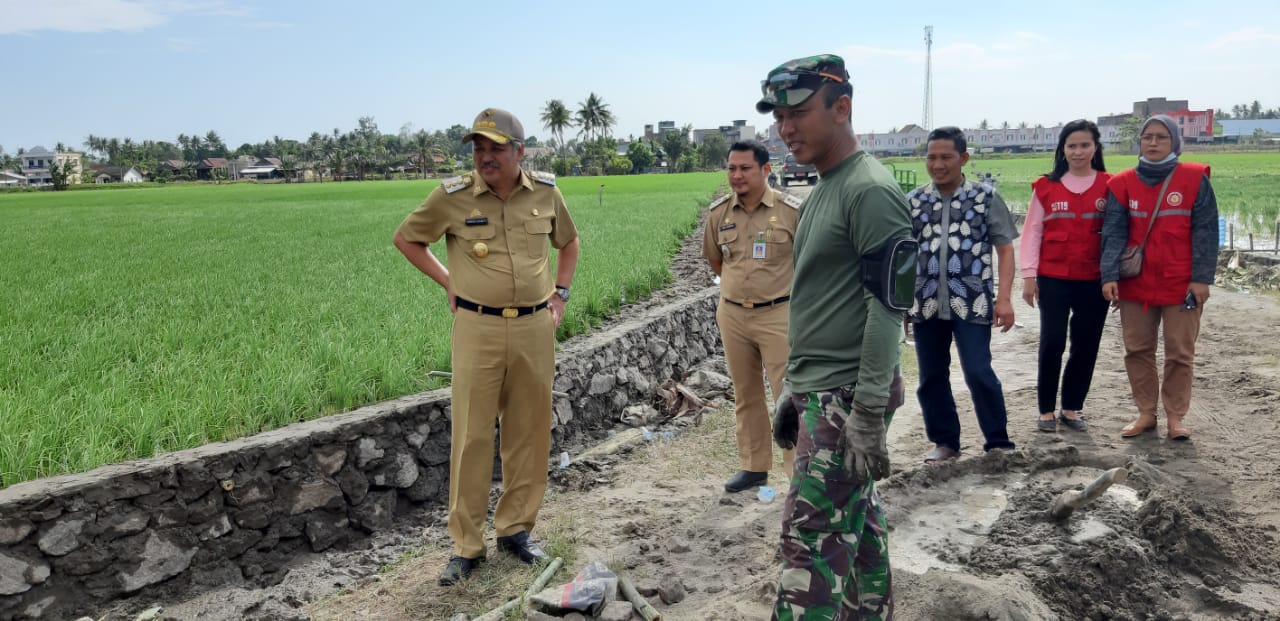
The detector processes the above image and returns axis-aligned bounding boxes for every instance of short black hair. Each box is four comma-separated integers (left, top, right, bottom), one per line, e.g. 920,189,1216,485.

729,140,770,167
927,126,967,155
820,81,854,121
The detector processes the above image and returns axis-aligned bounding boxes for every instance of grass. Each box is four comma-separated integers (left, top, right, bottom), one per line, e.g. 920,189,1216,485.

880,152,1280,233
0,173,720,486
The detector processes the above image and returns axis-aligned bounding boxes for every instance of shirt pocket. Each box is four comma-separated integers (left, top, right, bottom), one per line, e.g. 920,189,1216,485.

456,224,497,261
717,229,740,260
524,217,553,259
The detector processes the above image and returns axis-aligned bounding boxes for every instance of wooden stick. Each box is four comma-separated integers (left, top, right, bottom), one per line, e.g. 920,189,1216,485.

1049,468,1128,520
471,557,564,621
619,574,662,621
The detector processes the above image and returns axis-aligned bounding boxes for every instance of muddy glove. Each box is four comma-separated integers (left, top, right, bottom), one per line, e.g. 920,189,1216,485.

772,391,799,450
837,400,890,485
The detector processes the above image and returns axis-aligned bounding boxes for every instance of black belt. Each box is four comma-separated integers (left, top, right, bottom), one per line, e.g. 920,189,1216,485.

724,295,790,309
456,297,548,318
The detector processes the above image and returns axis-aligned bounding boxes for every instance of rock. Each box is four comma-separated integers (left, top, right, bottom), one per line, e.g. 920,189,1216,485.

563,614,588,621
0,517,35,545
23,596,55,618
598,601,634,621
226,475,275,506
196,514,233,541
185,490,224,524
0,552,50,595
417,437,451,466
38,514,88,556
667,537,691,554
658,575,687,605
356,437,385,468
588,372,617,395
134,606,163,620
119,532,198,592
449,613,469,621
305,514,350,552
313,446,348,475
286,477,346,515
524,612,559,621
336,465,370,504
685,369,732,396
351,490,397,532
635,579,661,598
101,510,150,540
371,452,419,488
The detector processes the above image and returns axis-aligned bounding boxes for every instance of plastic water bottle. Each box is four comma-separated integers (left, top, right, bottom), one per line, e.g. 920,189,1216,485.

661,431,675,444
757,486,777,503
641,427,654,442
558,452,570,469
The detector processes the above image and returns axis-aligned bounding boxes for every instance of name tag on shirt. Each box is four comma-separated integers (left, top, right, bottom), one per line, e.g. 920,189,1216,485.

719,223,736,231
464,217,489,226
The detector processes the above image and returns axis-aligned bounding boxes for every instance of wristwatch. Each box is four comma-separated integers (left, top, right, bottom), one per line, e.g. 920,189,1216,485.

555,286,571,302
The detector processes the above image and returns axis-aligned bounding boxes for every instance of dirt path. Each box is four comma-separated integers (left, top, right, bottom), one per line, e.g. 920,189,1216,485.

132,187,1280,620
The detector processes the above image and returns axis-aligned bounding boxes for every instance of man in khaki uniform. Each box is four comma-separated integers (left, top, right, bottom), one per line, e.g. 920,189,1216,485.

392,108,580,586
702,139,800,493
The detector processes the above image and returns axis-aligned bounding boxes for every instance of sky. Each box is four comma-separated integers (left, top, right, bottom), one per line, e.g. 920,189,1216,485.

2,0,1279,153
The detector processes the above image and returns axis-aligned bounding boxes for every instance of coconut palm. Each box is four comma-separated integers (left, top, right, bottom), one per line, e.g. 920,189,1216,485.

541,100,573,158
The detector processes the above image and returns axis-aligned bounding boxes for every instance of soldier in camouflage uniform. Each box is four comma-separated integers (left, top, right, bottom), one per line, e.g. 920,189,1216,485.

760,54,915,620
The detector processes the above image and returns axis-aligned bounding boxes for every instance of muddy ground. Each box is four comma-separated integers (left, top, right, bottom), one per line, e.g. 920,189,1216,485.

107,189,1280,621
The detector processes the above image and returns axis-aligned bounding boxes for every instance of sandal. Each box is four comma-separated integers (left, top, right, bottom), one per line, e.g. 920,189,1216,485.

1058,410,1088,432
1120,415,1158,438
924,446,961,464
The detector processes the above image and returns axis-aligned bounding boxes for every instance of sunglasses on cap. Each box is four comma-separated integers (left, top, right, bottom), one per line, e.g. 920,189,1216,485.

760,69,846,96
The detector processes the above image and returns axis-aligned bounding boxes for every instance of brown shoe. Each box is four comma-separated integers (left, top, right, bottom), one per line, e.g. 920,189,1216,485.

1120,414,1158,438
1167,415,1191,441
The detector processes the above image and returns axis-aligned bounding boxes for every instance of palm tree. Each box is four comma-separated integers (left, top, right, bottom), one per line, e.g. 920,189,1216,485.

412,130,439,178
541,100,573,158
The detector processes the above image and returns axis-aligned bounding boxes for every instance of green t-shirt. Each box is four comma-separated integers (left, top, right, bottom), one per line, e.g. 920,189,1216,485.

787,150,913,409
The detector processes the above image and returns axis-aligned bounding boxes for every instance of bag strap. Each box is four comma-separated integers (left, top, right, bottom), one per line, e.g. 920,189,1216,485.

1137,166,1177,250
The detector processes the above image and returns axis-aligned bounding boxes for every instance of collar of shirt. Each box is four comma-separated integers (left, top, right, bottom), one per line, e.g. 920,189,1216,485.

471,169,533,197
731,188,776,213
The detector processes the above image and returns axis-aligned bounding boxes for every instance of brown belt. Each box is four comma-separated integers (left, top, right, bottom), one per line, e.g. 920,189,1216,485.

723,295,790,309
456,297,548,318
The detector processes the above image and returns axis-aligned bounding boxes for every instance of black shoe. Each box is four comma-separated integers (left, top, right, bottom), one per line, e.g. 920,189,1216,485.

495,531,547,565
439,555,484,586
723,470,768,493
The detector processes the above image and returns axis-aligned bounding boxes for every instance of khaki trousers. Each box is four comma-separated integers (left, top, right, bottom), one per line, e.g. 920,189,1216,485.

448,308,554,558
716,300,794,474
1118,300,1202,420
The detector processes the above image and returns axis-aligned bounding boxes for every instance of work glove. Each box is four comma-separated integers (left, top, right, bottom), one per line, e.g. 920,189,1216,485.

772,391,800,450
838,400,890,485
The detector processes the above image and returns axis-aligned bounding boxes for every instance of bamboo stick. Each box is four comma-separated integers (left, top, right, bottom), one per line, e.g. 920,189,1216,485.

472,557,564,621
619,574,662,621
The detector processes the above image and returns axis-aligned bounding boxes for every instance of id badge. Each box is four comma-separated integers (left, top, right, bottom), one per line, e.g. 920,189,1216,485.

752,240,767,259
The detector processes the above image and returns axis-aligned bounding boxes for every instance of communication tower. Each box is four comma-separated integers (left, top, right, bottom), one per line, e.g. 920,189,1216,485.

923,26,934,131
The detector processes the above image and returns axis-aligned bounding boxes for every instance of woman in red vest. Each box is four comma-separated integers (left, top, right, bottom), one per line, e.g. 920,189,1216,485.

1021,120,1111,433
1100,114,1219,440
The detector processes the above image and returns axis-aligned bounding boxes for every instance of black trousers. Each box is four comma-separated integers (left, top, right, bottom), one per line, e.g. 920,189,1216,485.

1036,276,1109,414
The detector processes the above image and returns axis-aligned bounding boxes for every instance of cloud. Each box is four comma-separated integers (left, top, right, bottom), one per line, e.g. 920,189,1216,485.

1204,27,1280,50
0,0,165,34
0,0,254,35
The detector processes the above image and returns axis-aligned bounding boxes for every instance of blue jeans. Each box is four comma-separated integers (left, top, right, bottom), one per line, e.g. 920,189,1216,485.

913,317,1014,452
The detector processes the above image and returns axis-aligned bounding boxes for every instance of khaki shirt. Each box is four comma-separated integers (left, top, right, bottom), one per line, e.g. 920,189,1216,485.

702,188,799,304
396,170,578,307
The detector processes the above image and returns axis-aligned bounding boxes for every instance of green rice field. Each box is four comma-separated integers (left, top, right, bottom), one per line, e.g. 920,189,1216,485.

882,152,1280,236
0,174,720,485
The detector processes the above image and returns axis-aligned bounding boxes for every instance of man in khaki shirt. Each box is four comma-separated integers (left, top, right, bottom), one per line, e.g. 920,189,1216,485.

393,108,580,586
702,140,800,492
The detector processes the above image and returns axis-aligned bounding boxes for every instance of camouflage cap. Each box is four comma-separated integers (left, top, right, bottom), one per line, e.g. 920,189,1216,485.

462,108,525,145
756,54,850,114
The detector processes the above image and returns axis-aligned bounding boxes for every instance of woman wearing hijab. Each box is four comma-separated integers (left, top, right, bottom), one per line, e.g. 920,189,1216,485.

1100,114,1219,440
1021,120,1111,433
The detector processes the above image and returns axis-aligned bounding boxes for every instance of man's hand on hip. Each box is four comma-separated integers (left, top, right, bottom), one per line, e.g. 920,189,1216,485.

838,400,890,484
772,391,799,450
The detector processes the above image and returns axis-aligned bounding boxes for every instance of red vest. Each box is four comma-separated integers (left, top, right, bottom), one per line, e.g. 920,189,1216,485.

1032,173,1112,280
1107,163,1210,306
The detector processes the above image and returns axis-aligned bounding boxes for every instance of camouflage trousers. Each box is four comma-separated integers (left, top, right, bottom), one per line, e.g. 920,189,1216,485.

773,387,894,621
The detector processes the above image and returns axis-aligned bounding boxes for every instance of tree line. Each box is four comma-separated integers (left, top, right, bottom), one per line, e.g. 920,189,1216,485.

1,92,746,186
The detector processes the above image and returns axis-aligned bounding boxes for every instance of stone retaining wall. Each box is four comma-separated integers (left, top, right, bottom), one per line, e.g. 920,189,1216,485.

0,288,720,620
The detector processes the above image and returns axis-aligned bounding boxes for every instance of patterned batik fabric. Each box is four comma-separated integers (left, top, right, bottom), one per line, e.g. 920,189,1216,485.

908,180,996,324
773,388,894,621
